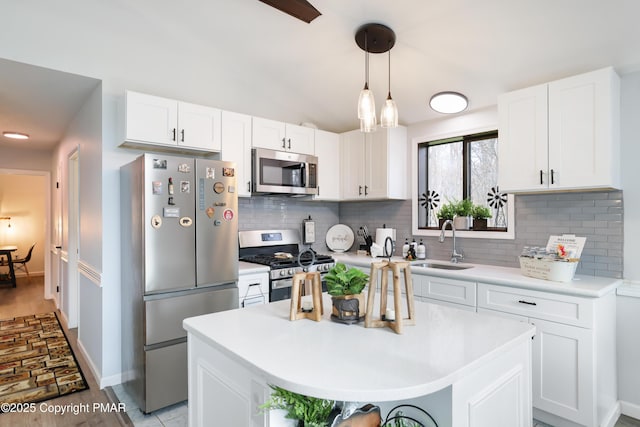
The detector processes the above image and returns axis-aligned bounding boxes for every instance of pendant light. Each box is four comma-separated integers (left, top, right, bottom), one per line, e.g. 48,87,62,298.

380,45,398,128
355,23,397,132
357,29,376,129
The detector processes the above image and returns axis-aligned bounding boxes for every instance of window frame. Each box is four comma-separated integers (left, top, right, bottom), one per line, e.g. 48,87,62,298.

411,127,515,240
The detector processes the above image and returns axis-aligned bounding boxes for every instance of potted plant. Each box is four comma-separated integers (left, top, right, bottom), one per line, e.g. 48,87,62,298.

325,263,369,324
261,385,335,427
436,202,455,229
453,198,473,230
471,204,492,231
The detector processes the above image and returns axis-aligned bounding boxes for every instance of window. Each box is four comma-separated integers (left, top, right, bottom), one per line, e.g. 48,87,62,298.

416,130,509,232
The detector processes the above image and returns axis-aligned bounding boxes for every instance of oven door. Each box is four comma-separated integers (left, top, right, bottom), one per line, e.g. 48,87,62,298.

252,148,317,196
270,274,328,302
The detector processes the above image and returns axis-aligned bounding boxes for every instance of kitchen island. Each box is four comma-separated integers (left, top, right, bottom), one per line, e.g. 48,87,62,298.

183,294,536,427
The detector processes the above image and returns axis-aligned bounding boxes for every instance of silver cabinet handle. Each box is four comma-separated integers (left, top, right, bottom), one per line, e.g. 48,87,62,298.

288,138,291,149
172,128,177,141
181,129,185,142
364,185,368,196
282,138,286,149
358,185,362,196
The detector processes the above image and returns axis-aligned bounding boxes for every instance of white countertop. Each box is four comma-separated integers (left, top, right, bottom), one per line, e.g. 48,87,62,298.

332,253,621,298
238,260,270,275
183,295,535,402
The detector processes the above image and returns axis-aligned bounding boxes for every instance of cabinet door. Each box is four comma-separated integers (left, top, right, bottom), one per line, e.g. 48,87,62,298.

178,102,221,151
422,275,476,307
548,67,620,190
365,129,389,199
221,111,252,197
125,91,178,146
497,84,549,192
314,129,341,200
252,117,287,151
531,318,593,426
285,123,315,154
340,130,366,200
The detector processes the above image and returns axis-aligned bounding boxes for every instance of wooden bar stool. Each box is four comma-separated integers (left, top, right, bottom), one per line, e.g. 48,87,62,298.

365,260,415,334
289,272,324,321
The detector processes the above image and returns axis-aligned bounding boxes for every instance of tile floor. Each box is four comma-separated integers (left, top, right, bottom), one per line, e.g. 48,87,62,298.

111,383,640,427
111,384,188,427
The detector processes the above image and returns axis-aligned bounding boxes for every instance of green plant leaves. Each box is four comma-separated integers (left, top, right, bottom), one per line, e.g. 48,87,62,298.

260,385,334,425
325,263,369,296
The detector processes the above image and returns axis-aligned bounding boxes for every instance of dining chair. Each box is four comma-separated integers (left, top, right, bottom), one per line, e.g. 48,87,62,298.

13,243,35,280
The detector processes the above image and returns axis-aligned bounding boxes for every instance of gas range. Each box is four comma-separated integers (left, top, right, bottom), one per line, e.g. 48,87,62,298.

238,229,335,301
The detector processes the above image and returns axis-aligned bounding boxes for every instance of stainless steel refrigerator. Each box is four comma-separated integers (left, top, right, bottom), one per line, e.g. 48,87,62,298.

120,153,239,413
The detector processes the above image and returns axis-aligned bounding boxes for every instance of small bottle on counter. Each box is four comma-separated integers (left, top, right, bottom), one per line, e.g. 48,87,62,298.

417,239,426,259
402,239,410,259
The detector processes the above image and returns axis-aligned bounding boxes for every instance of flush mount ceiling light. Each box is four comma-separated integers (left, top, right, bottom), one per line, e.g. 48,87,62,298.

2,131,30,140
429,92,469,114
355,23,398,132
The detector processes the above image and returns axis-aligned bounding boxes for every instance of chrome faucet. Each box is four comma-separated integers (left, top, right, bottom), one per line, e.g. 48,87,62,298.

439,219,464,263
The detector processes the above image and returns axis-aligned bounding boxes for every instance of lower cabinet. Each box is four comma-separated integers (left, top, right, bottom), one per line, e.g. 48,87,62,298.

478,283,617,427
238,271,269,308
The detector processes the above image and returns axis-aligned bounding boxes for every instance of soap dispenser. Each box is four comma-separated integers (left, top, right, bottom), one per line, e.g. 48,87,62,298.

417,239,426,259
402,239,410,259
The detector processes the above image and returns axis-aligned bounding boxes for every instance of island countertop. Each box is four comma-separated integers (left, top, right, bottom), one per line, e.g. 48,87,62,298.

183,295,535,402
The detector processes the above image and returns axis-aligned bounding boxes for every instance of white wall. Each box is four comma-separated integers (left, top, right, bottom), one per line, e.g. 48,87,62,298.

0,174,46,274
617,71,640,411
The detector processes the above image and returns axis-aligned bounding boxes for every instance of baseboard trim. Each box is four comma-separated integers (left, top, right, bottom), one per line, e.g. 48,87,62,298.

621,400,640,419
603,401,621,427
76,338,102,388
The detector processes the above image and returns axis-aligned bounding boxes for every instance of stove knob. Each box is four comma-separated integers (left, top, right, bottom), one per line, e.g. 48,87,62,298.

280,270,286,277
288,268,294,275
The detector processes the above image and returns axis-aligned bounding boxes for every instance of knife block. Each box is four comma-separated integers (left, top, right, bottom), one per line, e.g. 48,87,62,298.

364,260,415,334
289,272,324,322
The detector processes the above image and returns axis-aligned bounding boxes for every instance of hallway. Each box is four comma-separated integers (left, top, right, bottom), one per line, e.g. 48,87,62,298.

0,275,131,426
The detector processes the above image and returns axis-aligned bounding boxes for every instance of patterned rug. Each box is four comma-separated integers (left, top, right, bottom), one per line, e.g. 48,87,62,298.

0,312,88,406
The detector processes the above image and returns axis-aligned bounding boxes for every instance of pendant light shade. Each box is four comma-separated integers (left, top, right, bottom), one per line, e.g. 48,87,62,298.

380,48,398,128
355,23,397,132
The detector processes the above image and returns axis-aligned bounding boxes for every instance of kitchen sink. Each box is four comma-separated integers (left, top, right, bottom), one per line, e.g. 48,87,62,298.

411,261,473,270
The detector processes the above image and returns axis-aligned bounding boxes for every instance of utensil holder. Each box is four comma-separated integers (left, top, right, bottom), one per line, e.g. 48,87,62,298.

289,272,324,321
365,260,415,334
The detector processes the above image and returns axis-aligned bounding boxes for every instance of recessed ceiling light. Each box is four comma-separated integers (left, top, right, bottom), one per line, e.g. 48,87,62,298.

3,131,30,140
429,92,469,114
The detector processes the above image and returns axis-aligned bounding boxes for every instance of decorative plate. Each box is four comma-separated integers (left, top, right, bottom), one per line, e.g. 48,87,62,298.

325,224,355,253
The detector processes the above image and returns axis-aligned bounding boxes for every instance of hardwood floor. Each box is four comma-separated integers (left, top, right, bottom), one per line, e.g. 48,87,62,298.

0,275,131,426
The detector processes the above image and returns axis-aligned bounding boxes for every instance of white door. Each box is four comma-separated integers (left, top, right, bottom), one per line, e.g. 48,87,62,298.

340,130,365,200
313,130,340,200
284,123,315,154
497,84,549,192
178,101,221,151
531,317,593,425
221,111,252,197
125,91,178,146
252,117,286,151
365,129,389,199
65,150,80,328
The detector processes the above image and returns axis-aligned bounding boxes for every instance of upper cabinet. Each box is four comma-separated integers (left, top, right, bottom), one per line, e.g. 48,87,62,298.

121,91,221,153
252,117,315,155
498,67,620,193
313,130,341,201
220,111,252,197
340,126,408,201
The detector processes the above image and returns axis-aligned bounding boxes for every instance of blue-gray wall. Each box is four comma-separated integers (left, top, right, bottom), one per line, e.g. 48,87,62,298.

241,190,623,279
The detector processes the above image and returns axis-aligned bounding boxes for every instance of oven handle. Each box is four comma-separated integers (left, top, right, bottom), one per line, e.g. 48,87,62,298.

272,278,292,290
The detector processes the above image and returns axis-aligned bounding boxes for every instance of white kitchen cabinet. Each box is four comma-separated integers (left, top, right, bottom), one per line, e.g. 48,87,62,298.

477,283,617,427
252,117,315,155
498,67,620,192
313,129,341,201
418,275,476,308
122,90,222,152
340,126,408,201
238,271,269,308
221,111,252,197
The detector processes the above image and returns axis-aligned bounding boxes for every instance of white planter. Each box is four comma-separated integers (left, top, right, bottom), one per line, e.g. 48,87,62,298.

453,216,471,230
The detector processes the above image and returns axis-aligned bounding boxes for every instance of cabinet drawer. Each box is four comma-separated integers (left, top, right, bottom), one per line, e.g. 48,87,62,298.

422,276,476,307
477,283,593,328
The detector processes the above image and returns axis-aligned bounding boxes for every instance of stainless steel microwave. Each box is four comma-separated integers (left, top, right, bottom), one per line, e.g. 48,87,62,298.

251,148,318,196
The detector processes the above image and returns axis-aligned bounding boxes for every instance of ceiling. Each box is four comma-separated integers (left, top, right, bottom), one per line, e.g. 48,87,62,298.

2,0,640,151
